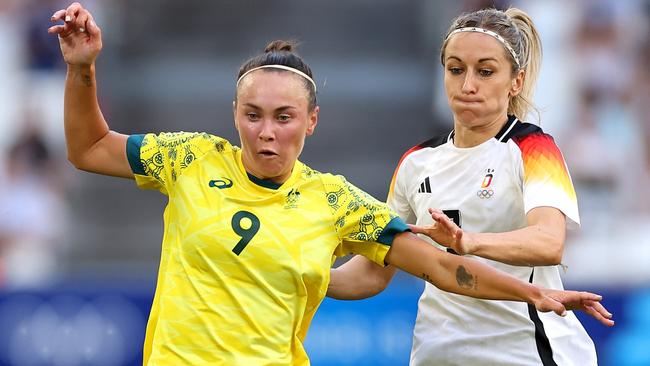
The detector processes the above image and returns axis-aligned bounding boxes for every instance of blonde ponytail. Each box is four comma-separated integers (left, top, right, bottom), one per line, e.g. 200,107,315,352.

505,8,542,121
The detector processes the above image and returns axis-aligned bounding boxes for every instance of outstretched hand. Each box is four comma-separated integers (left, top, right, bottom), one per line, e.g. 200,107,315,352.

48,2,102,66
409,208,474,255
534,289,615,327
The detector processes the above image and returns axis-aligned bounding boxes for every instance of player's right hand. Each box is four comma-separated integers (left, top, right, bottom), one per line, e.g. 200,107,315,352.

536,289,615,327
48,2,102,66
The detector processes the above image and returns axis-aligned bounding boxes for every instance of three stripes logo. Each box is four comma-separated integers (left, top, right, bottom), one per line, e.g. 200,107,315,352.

418,177,432,193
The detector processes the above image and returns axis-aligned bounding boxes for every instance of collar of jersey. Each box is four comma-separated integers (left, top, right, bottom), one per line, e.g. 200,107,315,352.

235,149,303,191
246,172,282,189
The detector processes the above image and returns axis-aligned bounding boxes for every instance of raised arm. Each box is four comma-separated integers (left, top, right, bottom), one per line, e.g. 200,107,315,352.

48,2,132,178
328,255,396,300
385,232,614,326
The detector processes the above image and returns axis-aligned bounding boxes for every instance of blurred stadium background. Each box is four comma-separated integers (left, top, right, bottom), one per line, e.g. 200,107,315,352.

1,0,649,365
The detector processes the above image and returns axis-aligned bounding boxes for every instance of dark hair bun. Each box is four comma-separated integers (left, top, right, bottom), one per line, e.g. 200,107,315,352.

264,40,296,53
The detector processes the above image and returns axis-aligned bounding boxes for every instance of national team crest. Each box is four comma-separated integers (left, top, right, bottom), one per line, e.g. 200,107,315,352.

477,168,494,199
285,188,301,209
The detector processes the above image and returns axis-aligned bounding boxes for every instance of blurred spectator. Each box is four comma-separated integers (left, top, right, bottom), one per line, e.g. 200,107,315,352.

631,38,650,213
0,122,68,289
563,85,645,220
0,0,25,151
564,1,649,218
23,0,70,149
25,2,67,72
574,2,632,100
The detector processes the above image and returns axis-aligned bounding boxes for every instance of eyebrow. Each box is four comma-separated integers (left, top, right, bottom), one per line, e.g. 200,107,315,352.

446,56,499,64
242,103,297,112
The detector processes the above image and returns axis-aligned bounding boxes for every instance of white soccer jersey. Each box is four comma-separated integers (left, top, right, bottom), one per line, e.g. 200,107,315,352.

388,116,596,366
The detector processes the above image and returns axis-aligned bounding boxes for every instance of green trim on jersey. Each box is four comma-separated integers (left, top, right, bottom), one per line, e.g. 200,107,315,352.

377,216,410,245
246,172,283,190
126,134,146,175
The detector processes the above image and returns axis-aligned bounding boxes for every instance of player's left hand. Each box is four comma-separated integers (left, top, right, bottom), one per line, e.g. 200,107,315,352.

535,289,615,327
409,208,475,255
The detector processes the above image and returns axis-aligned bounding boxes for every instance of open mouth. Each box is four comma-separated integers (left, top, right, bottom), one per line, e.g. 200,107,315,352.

258,150,278,157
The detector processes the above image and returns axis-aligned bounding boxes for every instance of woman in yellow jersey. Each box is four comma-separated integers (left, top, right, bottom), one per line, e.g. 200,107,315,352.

49,3,612,365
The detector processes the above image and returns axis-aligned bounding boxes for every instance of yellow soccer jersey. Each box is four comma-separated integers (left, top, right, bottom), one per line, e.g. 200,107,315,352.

125,132,408,366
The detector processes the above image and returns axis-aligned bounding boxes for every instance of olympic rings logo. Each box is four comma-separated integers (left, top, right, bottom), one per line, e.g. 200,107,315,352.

477,189,494,199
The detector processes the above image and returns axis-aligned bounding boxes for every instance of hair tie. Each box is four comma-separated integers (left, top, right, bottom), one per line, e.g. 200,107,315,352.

236,64,317,91
446,27,520,68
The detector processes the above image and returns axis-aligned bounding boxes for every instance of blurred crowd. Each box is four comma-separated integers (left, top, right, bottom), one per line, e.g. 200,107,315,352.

0,0,72,289
559,1,650,217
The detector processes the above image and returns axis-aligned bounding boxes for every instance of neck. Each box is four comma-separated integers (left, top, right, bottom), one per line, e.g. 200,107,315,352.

452,113,509,148
240,152,293,185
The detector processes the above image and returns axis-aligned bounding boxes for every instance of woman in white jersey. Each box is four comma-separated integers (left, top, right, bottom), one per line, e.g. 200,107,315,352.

51,3,611,365
328,7,611,366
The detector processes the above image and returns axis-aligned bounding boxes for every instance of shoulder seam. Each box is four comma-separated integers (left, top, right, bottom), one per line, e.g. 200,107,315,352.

501,122,544,143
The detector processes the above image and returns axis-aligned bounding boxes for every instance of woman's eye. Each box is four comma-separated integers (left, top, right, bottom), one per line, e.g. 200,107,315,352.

479,69,493,77
277,114,291,122
247,112,259,121
448,67,463,75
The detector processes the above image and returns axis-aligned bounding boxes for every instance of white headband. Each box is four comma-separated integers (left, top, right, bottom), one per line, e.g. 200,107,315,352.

446,27,520,68
236,64,317,92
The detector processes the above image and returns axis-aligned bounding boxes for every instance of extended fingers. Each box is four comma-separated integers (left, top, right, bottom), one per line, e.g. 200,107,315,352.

49,9,69,35
51,9,67,22
566,293,615,327
408,223,438,235
47,24,64,34
579,291,603,302
584,300,613,319
407,224,426,234
431,212,460,235
427,208,443,216
582,303,615,327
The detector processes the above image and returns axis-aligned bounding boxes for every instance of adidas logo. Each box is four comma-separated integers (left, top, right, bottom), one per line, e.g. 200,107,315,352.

418,177,432,193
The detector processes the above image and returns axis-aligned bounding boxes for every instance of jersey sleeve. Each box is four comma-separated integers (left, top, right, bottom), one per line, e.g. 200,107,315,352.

126,132,228,195
324,175,409,266
513,132,580,229
387,154,417,224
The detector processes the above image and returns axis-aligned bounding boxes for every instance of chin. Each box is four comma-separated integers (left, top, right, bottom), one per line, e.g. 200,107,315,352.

454,109,483,124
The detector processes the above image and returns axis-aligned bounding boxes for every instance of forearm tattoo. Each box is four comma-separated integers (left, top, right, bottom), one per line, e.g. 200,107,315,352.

422,273,432,283
82,73,93,87
422,266,477,290
456,265,477,289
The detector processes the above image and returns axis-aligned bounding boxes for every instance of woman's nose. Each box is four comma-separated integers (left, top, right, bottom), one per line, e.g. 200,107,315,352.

462,72,477,93
258,119,275,141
